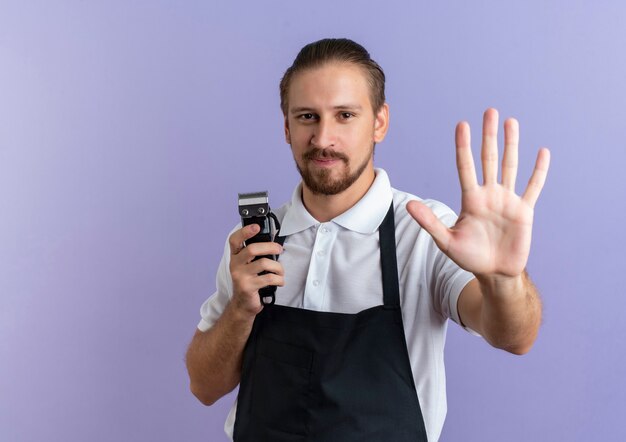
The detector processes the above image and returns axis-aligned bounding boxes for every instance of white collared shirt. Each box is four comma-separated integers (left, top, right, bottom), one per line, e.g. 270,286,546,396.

197,168,476,442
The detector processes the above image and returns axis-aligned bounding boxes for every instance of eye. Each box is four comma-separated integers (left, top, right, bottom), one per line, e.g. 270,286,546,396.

339,112,354,120
298,113,317,121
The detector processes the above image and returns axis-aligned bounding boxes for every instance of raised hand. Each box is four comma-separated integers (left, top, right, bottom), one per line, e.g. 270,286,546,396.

406,108,550,278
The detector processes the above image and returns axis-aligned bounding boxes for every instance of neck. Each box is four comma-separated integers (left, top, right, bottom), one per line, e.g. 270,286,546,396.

301,166,376,222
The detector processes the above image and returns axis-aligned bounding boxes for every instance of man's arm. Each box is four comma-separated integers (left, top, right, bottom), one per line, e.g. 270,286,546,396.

186,303,256,405
457,272,541,355
185,224,284,405
407,108,550,354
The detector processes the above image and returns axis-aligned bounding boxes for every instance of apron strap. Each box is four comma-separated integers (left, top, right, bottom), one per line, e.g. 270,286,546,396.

379,203,401,308
275,234,286,248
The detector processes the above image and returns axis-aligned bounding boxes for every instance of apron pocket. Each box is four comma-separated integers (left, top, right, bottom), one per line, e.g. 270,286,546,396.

251,337,313,435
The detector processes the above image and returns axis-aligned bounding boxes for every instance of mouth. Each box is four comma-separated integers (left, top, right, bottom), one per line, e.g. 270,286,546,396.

304,148,348,168
311,158,340,167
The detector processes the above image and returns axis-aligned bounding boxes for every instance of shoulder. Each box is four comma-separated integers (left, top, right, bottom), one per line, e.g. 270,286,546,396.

390,187,460,263
391,187,459,231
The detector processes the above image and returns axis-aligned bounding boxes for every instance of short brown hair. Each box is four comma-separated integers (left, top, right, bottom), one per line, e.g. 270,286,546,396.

279,38,386,115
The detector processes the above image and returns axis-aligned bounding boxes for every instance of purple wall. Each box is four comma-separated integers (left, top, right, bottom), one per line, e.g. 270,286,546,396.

1,1,624,441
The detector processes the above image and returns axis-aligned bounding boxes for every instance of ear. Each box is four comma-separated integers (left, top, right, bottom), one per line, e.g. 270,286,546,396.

373,103,390,143
284,116,291,144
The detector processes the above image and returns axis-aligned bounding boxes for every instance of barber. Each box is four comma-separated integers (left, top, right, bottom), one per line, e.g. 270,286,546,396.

186,38,550,441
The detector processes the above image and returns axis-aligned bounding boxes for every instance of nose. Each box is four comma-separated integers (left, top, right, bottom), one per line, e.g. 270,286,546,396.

311,118,336,149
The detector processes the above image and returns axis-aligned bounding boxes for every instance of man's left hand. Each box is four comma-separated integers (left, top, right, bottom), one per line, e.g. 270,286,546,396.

407,108,550,279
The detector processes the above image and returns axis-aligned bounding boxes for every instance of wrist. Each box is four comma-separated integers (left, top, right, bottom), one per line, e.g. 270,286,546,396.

227,295,261,323
474,272,526,299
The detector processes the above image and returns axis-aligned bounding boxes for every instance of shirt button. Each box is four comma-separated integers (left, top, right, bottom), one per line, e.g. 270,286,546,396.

321,227,330,234
317,250,325,257
312,280,320,287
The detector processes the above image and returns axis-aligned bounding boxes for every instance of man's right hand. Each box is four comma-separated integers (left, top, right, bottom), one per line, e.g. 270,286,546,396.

228,224,285,318
186,224,284,406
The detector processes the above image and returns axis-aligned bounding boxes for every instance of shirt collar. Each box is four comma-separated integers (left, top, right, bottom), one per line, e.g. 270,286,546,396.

278,168,393,236
278,182,319,236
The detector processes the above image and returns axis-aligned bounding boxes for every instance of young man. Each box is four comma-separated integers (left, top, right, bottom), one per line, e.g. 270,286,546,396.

186,38,550,441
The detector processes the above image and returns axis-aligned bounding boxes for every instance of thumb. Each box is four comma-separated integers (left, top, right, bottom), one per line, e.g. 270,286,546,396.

406,200,451,252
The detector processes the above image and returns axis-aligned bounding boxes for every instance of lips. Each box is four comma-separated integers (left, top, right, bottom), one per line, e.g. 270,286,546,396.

304,148,348,165
312,158,339,166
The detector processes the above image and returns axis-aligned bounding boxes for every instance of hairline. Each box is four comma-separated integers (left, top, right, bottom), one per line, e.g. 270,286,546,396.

281,59,385,117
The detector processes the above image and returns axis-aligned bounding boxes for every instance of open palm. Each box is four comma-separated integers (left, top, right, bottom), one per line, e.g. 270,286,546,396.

407,108,550,277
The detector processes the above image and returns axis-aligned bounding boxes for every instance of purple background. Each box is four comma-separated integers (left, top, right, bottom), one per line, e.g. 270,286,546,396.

1,1,624,441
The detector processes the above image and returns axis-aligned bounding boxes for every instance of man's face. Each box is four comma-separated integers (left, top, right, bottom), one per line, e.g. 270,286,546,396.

284,62,389,196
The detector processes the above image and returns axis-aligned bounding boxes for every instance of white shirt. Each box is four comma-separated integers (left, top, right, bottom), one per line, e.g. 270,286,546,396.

197,168,476,442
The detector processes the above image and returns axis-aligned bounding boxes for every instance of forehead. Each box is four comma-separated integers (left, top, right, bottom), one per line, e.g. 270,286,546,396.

287,62,372,111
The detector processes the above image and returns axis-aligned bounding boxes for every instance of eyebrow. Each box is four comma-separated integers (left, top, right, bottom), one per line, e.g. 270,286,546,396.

290,104,363,114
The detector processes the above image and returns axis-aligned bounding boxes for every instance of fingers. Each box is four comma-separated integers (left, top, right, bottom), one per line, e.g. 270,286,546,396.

501,118,519,191
229,224,260,255
238,265,285,290
522,148,551,207
233,271,285,301
256,272,285,288
456,121,478,192
231,255,286,298
481,108,499,185
406,200,452,253
232,242,284,266
246,257,285,277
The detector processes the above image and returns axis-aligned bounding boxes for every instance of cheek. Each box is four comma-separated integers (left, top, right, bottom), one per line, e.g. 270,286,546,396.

349,124,375,145
289,127,312,143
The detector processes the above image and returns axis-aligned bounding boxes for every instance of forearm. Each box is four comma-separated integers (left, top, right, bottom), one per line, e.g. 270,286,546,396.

185,301,256,405
476,271,542,355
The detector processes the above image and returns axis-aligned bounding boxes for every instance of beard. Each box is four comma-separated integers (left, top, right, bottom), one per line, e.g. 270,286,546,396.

294,144,375,196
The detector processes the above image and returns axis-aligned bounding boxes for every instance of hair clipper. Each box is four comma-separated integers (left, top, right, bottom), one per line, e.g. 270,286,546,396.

238,191,281,305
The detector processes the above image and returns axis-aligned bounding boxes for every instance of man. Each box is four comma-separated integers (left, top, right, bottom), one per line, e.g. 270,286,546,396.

186,38,550,441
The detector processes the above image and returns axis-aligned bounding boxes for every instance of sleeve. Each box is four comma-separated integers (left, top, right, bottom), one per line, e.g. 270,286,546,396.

426,203,480,336
196,226,238,332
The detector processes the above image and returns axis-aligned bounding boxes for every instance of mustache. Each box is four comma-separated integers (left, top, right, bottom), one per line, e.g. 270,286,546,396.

303,148,348,163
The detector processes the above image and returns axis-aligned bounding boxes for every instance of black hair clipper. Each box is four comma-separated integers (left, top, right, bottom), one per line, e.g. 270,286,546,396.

238,191,281,305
